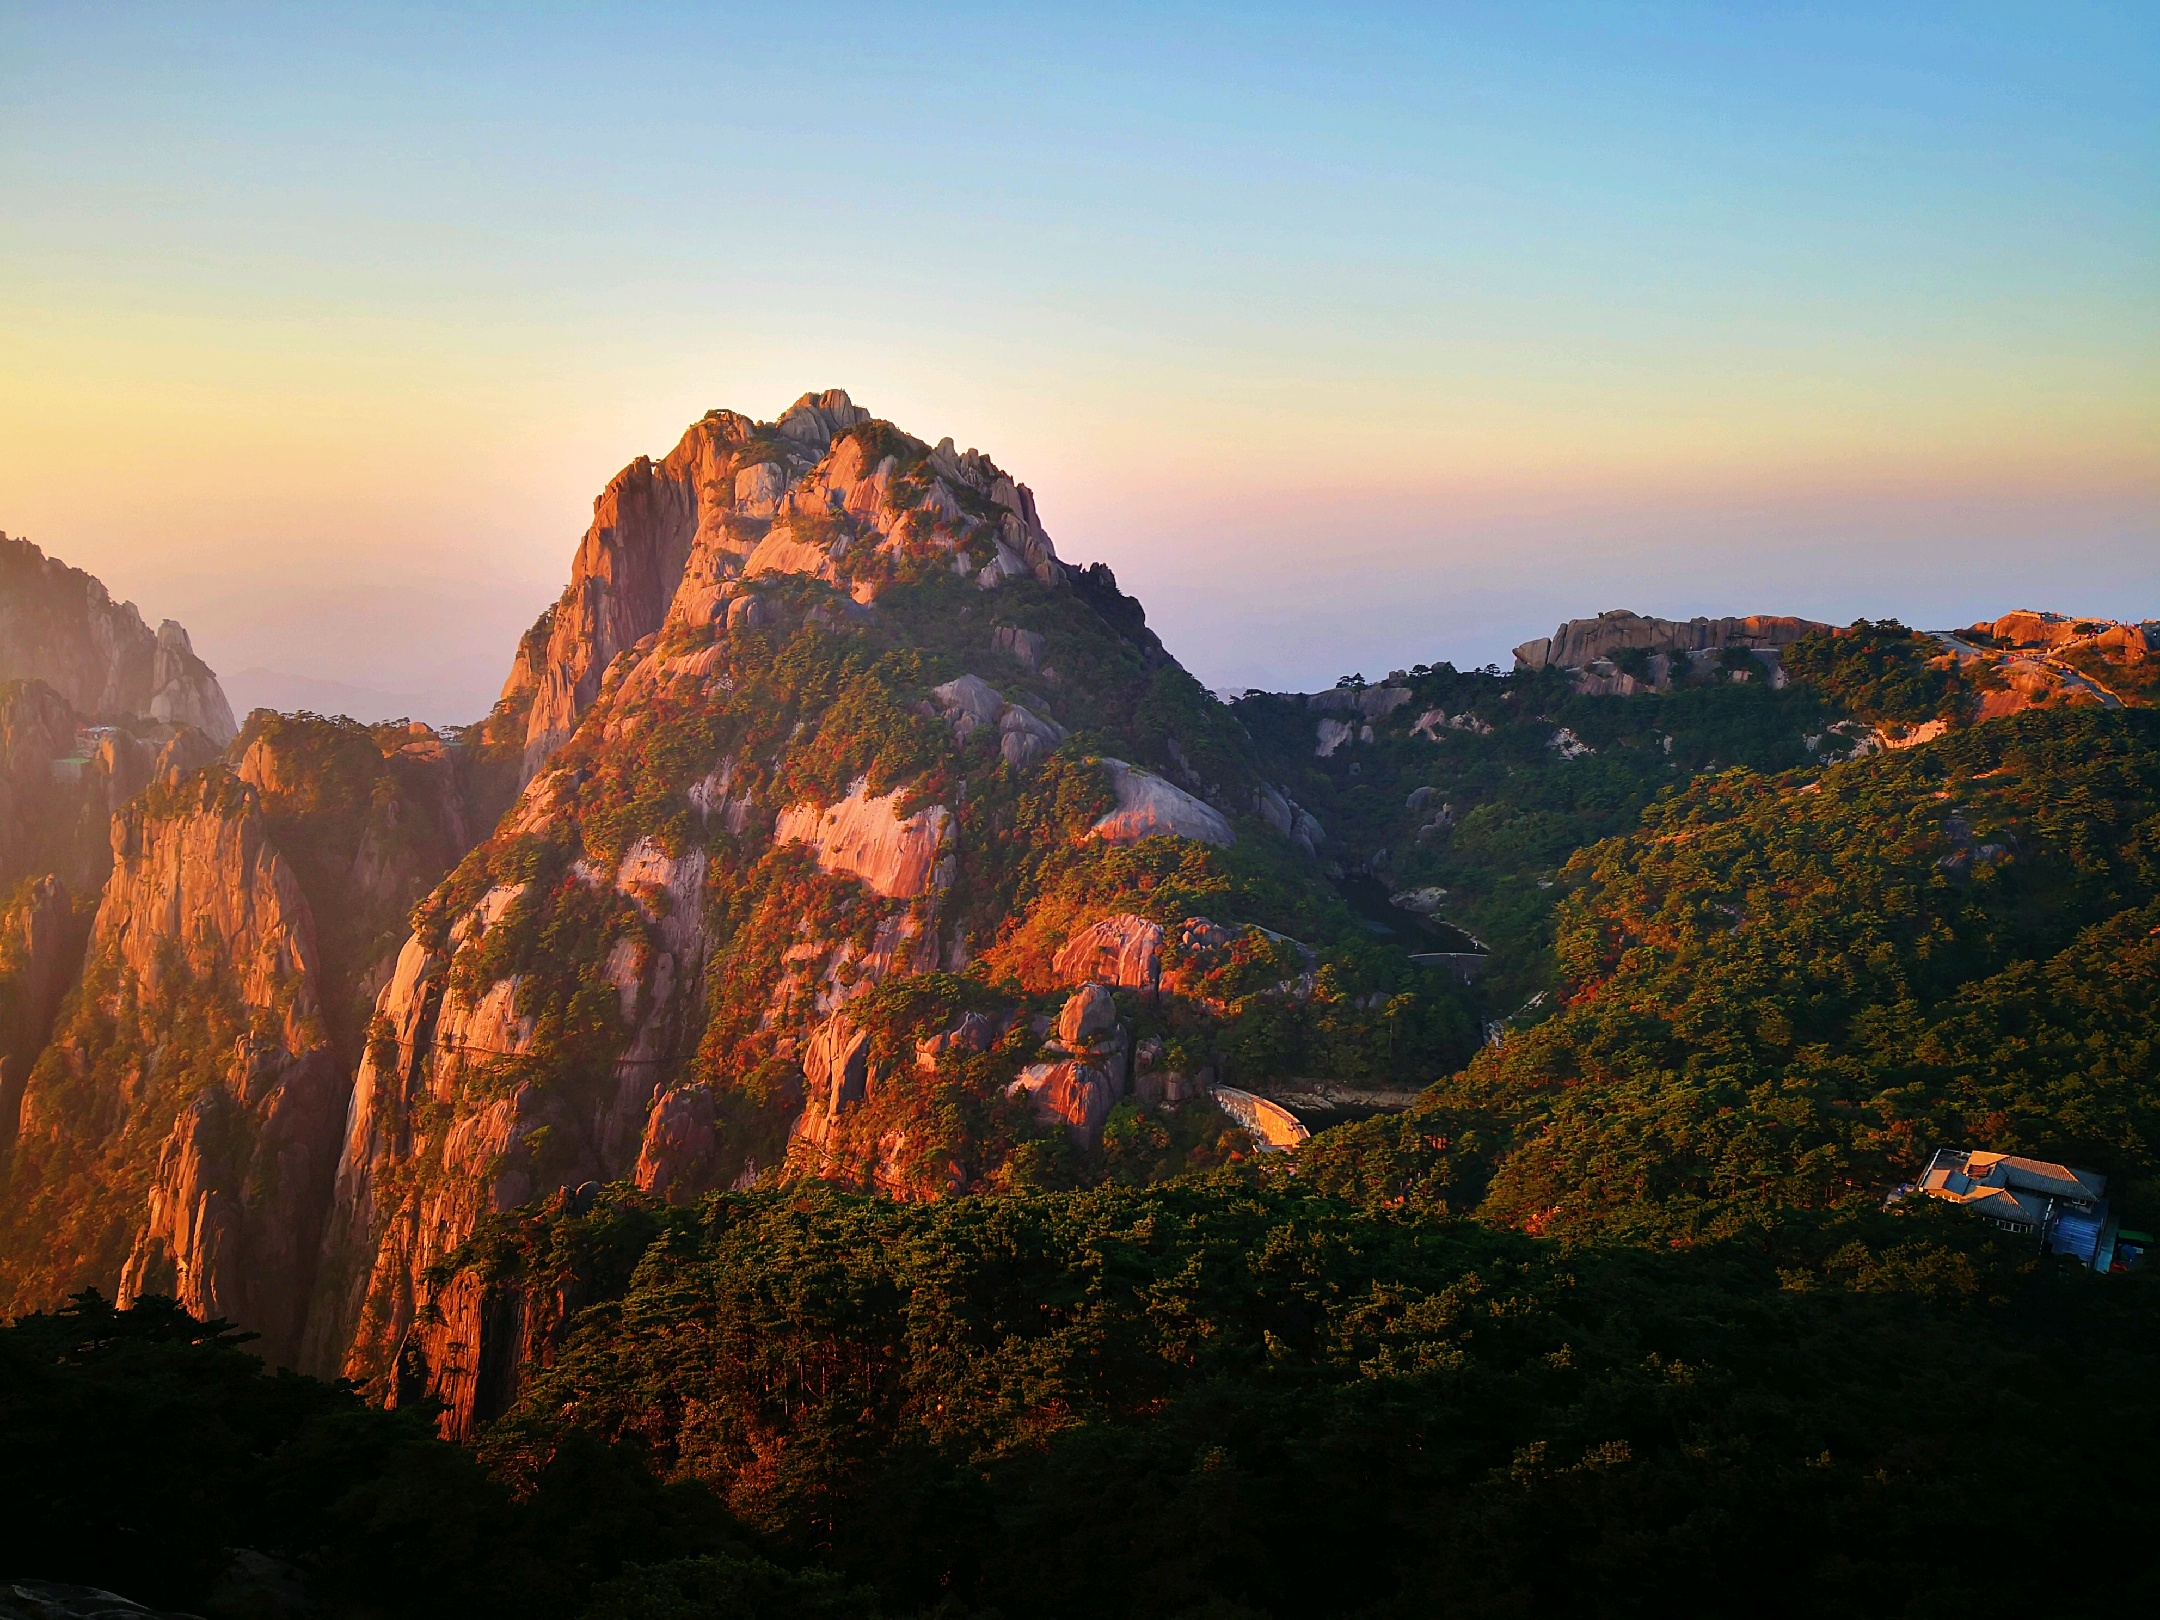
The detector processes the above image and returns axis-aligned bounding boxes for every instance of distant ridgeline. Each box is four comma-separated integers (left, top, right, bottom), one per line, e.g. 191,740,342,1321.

4,408,2160,1616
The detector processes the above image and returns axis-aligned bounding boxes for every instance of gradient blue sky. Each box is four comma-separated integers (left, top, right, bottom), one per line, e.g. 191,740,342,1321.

3,2,2153,718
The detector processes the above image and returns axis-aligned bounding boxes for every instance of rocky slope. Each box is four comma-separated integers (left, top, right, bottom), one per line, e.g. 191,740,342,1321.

1945,609,2160,713
1515,605,2159,719
305,390,1398,1415
0,535,235,744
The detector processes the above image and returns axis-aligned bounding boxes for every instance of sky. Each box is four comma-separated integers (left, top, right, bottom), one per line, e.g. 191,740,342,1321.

2,1,2153,720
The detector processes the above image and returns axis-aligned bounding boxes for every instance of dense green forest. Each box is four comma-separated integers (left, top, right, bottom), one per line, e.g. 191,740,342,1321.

9,1187,2156,1617
1302,706,2160,1236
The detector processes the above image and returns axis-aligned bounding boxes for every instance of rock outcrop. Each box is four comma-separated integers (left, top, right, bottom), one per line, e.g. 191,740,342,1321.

1053,913,1163,992
0,535,235,743
929,674,1069,769
305,824,715,1388
1946,612,2159,713
775,778,953,900
1092,760,1235,847
1513,610,1829,672
1970,611,2158,658
1009,984,1131,1149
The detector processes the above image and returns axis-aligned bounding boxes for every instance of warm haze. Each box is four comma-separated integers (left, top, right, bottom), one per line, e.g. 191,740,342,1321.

3,1,2153,720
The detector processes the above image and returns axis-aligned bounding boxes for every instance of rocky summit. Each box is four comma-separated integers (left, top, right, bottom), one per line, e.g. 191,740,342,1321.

4,396,2160,1618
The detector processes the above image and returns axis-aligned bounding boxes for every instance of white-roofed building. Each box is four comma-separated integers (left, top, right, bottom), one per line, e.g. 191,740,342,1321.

1914,1148,2114,1263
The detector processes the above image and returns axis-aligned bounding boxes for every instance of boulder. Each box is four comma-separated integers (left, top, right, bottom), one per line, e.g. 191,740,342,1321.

727,593,777,632
931,674,1005,734
994,625,1048,667
1053,914,1163,992
1009,1059,1121,1147
1057,983,1119,1045
775,776,952,899
915,1010,998,1071
1090,760,1234,847
997,703,1066,768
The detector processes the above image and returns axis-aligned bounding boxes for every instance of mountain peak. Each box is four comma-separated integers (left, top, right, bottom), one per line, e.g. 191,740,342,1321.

0,533,236,743
493,394,1065,779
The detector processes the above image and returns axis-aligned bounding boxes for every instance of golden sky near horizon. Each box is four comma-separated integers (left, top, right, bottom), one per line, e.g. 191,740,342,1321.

2,4,2152,716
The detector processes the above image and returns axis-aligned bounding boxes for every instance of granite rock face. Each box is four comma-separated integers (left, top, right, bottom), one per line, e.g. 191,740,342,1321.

1092,760,1235,847
0,392,1333,1422
0,875,77,1165
0,534,235,743
0,768,344,1368
1053,913,1163,992
775,778,953,901
1009,986,1131,1148
302,391,1264,1413
0,703,497,1370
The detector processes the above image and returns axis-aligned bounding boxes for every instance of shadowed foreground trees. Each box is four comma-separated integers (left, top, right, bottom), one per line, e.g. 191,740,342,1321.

10,1180,2156,1618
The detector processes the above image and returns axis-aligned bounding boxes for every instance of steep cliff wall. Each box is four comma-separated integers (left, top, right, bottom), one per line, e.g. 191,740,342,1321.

0,699,513,1368
230,711,512,1056
0,876,80,1166
0,535,236,743
0,768,343,1367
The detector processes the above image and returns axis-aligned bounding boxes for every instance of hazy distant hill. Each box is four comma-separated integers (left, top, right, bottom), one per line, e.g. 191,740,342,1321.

0,533,235,743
